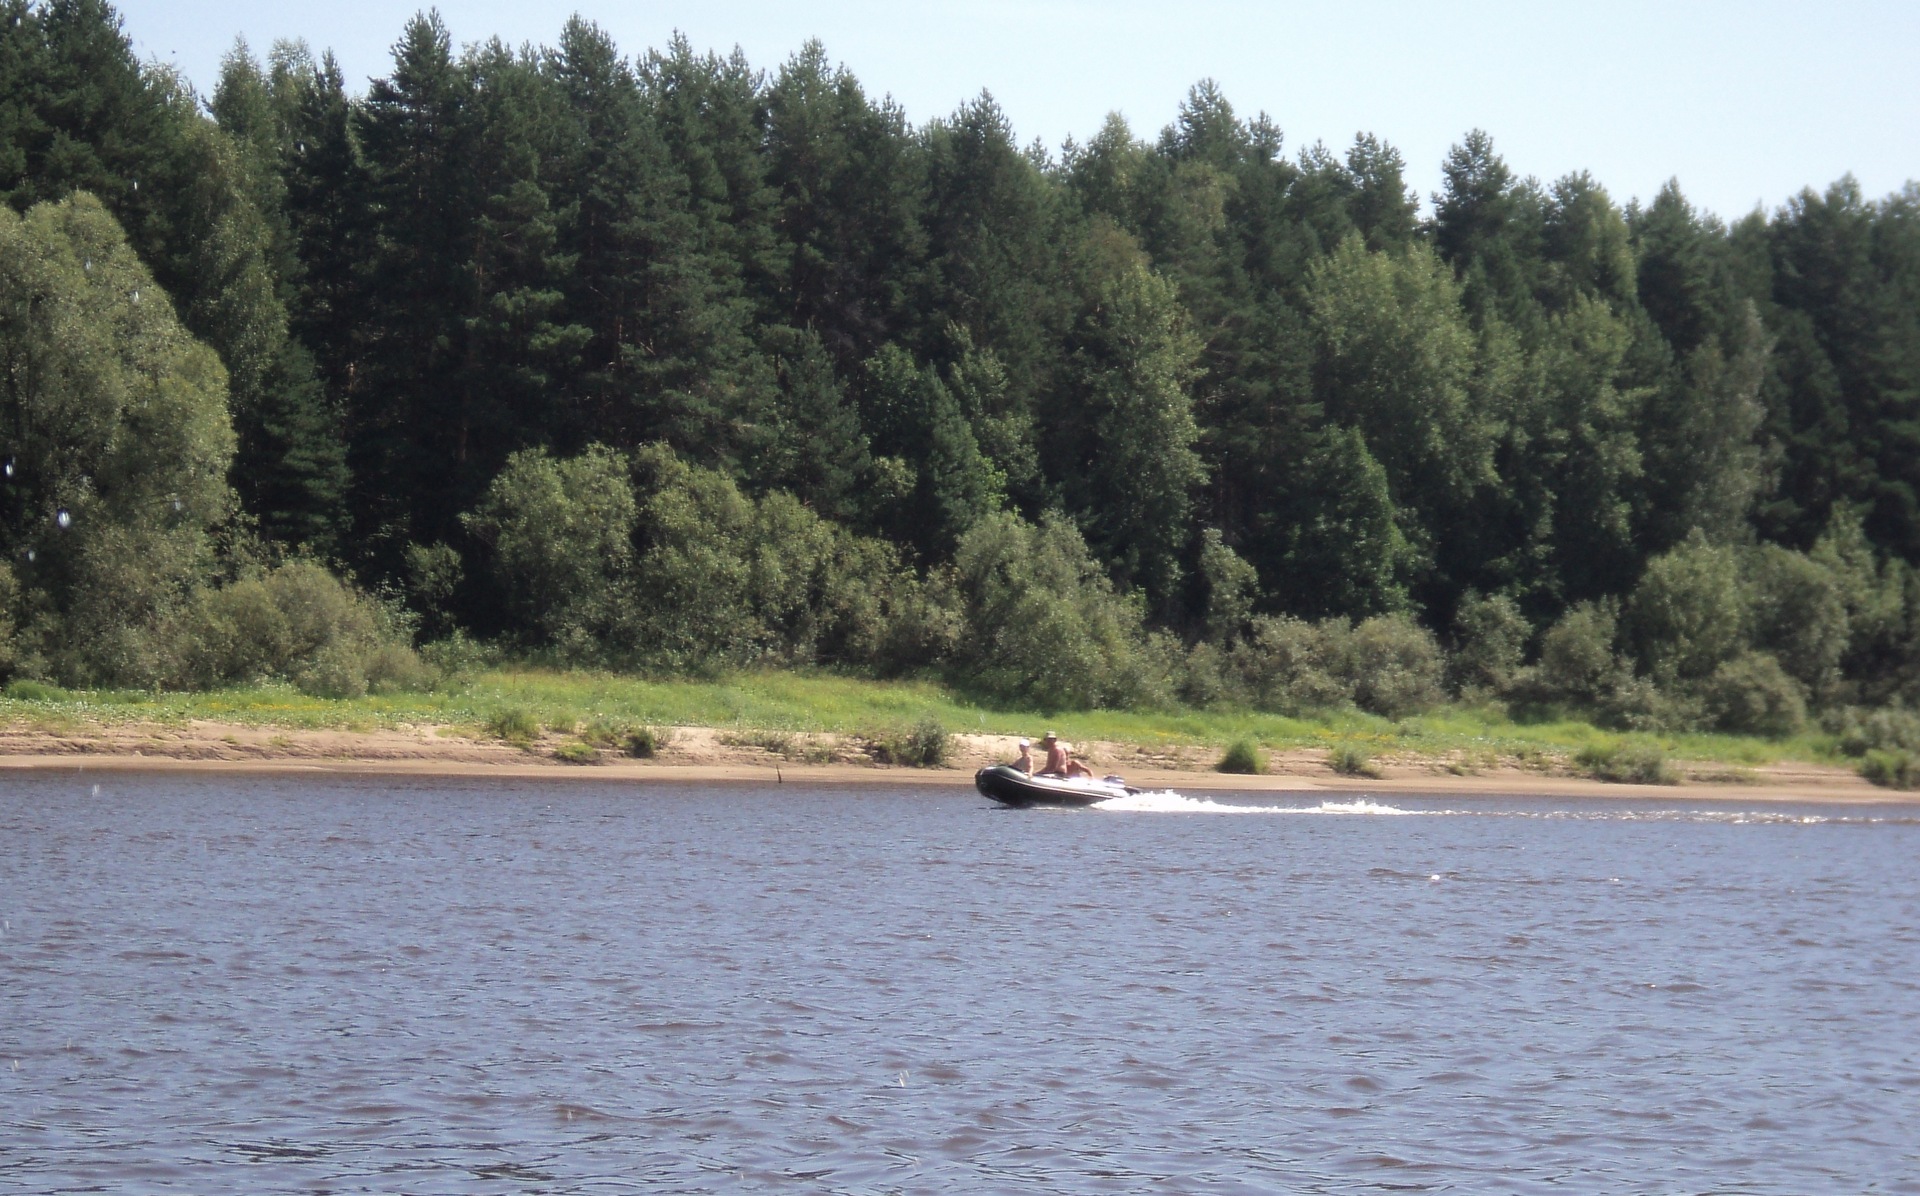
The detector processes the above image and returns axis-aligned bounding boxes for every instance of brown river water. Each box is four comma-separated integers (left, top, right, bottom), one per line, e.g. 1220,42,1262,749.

3,773,1918,1193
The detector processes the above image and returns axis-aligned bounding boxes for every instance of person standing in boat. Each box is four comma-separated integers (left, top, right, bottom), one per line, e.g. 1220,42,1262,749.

1037,731,1093,778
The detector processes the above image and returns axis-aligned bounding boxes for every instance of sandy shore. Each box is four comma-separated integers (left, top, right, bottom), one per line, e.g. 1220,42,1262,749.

0,717,1905,804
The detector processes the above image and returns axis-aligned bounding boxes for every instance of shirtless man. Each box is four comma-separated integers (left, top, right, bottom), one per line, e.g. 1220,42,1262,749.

1037,731,1093,778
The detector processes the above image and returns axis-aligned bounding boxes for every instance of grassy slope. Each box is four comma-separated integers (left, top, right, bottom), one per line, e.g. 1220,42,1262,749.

0,667,1838,771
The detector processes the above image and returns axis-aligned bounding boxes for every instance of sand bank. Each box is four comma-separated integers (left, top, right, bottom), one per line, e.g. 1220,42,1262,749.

0,718,1904,804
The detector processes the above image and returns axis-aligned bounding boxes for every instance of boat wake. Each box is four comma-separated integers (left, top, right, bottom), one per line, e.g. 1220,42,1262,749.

1088,793,1919,823
1093,790,1270,813
1092,793,1427,815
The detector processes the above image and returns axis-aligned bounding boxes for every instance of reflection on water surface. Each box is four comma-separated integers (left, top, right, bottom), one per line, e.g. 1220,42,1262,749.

2,775,1917,1193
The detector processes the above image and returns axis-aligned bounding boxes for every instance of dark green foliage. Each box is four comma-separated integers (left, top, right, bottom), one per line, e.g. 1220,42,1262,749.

1307,235,1488,548
2,4,347,553
1225,616,1358,713
1528,601,1627,707
1832,707,1920,757
762,41,923,366
859,344,1003,558
1268,426,1410,619
462,445,638,657
920,92,1064,412
1746,544,1848,697
946,510,1170,711
4,677,64,701
1624,536,1747,683
1700,652,1807,738
1214,612,1441,717
1050,240,1206,609
1216,737,1265,774
464,442,930,673
1450,591,1528,696
164,560,428,697
1759,180,1920,559
7,3,1920,729
1347,614,1447,718
1197,528,1257,642
0,194,235,684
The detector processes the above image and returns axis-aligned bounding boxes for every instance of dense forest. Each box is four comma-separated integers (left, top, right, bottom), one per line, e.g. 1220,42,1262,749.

2,0,1917,741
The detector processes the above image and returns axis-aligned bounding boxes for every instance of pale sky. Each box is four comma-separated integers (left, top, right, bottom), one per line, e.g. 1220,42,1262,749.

117,0,1917,223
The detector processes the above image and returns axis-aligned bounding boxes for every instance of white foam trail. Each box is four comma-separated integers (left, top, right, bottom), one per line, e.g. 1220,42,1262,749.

1093,790,1278,814
1086,793,1904,823
1092,792,1428,815
1289,798,1422,816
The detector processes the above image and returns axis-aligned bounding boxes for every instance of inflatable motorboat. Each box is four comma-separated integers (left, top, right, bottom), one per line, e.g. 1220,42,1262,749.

974,764,1137,808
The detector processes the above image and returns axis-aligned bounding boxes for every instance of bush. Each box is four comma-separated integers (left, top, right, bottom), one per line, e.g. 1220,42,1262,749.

1859,750,1918,790
462,445,639,658
1227,616,1355,713
1450,591,1529,697
1198,528,1258,641
720,728,795,756
1575,741,1676,785
1348,614,1445,718
1594,673,1701,734
419,631,499,681
465,444,952,677
1625,534,1747,683
553,740,600,764
1700,652,1807,738
4,678,67,702
1329,743,1381,778
870,716,951,767
1176,640,1231,708
948,511,1170,710
485,707,540,745
1531,600,1625,705
1216,738,1266,774
1221,613,1441,718
163,561,428,698
0,562,19,683
1830,707,1920,758
577,719,627,748
623,727,662,759
1746,545,1849,698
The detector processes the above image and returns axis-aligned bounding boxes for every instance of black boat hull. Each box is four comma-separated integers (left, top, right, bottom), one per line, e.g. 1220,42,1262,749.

974,765,1131,807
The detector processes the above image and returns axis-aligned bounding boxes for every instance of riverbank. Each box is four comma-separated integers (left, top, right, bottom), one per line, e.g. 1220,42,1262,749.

0,714,1896,803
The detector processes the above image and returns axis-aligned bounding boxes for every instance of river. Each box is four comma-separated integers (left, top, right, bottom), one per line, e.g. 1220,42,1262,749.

3,773,1917,1192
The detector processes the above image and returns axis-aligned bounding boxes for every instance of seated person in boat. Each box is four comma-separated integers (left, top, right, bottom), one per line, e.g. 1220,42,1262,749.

1037,731,1093,778
1012,738,1034,774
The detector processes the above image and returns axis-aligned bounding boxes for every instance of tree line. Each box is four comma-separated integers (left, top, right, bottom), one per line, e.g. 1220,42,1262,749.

1,0,1917,738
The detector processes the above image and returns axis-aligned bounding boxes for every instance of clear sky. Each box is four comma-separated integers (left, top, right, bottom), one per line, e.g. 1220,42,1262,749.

115,0,1917,222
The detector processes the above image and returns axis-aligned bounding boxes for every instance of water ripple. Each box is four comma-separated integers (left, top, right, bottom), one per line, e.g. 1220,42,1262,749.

1,775,1916,1192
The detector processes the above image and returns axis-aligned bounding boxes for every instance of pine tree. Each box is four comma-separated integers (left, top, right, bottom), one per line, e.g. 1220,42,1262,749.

276,48,364,417
1051,237,1205,610
351,11,477,569
1430,130,1546,329
1765,179,1920,560
860,343,1002,558
762,40,924,369
920,92,1065,409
